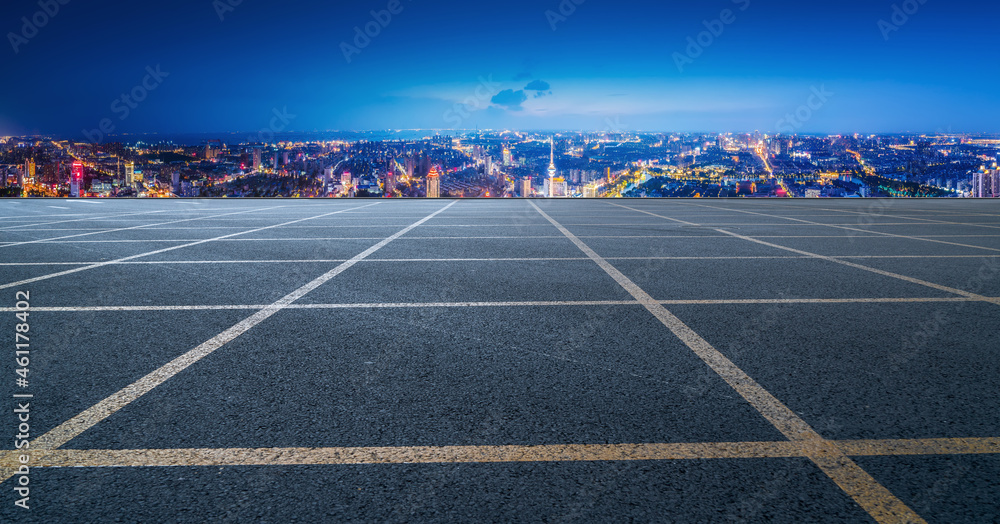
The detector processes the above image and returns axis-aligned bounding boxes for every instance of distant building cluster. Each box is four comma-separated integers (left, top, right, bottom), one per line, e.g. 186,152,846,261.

1,131,998,198
971,164,1000,198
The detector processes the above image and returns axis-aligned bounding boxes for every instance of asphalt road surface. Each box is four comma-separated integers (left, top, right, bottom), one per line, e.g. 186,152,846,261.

1,197,998,523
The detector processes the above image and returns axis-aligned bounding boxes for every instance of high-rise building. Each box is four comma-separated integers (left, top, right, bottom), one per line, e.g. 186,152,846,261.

125,161,136,186
252,148,262,172
972,165,999,198
426,166,441,198
24,159,35,183
544,177,568,198
70,162,83,197
583,183,599,198
385,161,396,196
503,145,512,166
520,177,532,198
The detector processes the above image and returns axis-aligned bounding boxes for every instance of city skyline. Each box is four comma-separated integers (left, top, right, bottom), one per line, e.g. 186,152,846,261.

2,0,1000,137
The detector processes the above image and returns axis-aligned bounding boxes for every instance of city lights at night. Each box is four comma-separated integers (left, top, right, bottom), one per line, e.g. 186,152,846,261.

1,0,999,522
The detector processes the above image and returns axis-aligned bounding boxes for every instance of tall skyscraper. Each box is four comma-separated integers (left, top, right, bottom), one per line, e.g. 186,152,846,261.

125,161,136,186
384,159,396,196
24,159,35,183
520,177,532,198
503,145,512,166
252,148,262,172
972,165,999,198
426,166,441,198
70,162,83,197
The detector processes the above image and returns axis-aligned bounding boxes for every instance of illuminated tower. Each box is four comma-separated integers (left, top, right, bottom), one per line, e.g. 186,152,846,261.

252,148,262,172
426,166,441,198
125,161,135,186
547,137,557,187
546,137,567,197
70,162,83,198
24,159,36,183
503,145,512,166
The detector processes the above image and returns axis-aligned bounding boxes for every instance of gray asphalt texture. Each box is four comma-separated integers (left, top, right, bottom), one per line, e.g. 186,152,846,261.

1,197,999,523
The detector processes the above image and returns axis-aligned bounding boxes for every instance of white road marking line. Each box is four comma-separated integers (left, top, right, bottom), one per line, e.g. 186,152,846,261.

18,234,1000,245
0,296,984,313
2,254,994,267
687,203,1000,253
811,206,1000,229
0,203,382,290
64,199,103,204
0,210,171,231
608,202,1000,307
0,201,457,485
530,201,926,524
0,206,290,248
47,206,70,210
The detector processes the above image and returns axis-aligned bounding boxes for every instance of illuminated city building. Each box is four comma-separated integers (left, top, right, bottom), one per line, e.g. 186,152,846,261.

384,160,396,195
544,177,568,198
24,159,35,183
972,165,999,198
426,166,441,198
520,177,532,198
547,137,557,193
503,145,512,166
70,162,83,197
252,148,262,172
125,161,136,186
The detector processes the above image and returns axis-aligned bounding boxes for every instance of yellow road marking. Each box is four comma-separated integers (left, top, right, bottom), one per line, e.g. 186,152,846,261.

533,201,926,524
0,201,458,484
838,437,1000,457
2,437,996,469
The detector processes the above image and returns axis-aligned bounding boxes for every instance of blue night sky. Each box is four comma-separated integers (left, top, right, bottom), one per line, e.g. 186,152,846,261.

1,0,997,137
